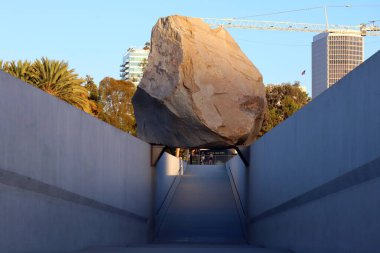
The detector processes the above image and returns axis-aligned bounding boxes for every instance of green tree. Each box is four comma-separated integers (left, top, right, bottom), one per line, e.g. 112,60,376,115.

139,58,148,73
83,75,103,116
29,58,92,114
259,82,310,137
1,60,33,84
143,42,150,50
98,77,137,135
1,57,93,114
84,75,99,101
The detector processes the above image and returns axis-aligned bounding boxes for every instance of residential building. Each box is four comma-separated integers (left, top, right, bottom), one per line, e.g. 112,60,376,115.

312,32,363,98
120,46,150,86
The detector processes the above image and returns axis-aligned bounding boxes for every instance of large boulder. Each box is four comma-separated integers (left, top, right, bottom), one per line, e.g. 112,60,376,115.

132,15,266,148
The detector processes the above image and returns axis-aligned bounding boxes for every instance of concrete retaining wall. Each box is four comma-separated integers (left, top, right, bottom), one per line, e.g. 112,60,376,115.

248,51,380,253
0,71,154,253
226,155,248,240
226,156,247,215
154,152,185,233
155,153,184,213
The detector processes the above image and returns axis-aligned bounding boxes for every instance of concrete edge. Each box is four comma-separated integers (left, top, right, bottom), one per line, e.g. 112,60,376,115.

225,164,248,242
0,167,149,223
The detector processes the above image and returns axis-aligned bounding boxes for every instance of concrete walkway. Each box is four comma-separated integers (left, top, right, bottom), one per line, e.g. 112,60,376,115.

156,165,245,243
76,245,288,253
75,165,288,253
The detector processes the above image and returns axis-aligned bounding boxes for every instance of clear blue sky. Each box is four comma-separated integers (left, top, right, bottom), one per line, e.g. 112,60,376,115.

1,0,379,95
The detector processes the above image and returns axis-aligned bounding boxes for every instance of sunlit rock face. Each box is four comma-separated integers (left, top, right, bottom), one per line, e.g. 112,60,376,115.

132,15,266,148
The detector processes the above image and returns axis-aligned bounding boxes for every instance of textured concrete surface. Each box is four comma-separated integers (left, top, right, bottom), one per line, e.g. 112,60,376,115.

0,71,154,253
249,51,380,253
157,165,245,243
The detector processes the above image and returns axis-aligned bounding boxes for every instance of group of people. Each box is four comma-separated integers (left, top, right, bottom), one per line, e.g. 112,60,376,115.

200,153,214,165
188,150,215,165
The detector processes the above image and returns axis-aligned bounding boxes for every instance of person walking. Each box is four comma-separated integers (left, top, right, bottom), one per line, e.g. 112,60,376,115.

201,153,205,165
208,153,214,165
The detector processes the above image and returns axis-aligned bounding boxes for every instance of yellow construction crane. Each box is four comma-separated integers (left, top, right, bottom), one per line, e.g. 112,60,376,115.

201,18,380,36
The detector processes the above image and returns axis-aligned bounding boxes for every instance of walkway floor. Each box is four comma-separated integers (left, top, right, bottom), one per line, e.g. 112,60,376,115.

156,165,245,243
76,244,288,253
75,165,288,253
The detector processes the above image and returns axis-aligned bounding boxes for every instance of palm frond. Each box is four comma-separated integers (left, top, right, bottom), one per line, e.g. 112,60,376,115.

31,57,91,113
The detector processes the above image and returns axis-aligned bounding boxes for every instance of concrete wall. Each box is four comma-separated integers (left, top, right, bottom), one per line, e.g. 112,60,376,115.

248,51,380,253
226,155,248,240
154,152,185,233
155,153,184,213
226,156,247,215
0,71,154,253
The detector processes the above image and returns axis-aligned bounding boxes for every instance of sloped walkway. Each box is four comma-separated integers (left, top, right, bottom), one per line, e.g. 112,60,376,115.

75,165,288,253
76,244,288,253
156,164,245,243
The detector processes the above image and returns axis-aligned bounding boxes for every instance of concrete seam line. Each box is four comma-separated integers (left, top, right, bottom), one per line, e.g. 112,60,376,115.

226,164,248,243
154,167,184,237
155,167,182,216
227,165,247,216
0,168,149,223
249,155,380,224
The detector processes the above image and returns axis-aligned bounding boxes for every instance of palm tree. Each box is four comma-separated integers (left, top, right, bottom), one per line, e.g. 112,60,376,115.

1,60,33,84
30,57,92,114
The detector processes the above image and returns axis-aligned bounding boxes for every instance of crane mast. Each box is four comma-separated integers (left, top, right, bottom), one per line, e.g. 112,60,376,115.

201,16,379,99
201,18,380,36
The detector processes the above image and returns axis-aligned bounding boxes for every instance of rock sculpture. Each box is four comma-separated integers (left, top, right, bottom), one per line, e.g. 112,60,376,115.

132,15,266,148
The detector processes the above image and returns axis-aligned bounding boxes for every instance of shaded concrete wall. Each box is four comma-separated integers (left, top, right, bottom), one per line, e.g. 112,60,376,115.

0,71,154,253
155,153,184,213
154,152,185,233
248,51,380,253
226,156,247,215
226,156,249,240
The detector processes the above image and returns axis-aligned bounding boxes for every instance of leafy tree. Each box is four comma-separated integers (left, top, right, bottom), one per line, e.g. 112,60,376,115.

131,76,138,83
139,58,148,73
98,77,137,135
1,58,141,136
84,75,99,101
139,42,150,76
143,42,150,50
259,82,310,137
83,75,103,116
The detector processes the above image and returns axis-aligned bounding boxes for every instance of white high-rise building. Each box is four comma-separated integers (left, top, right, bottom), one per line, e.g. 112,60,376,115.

312,32,364,99
120,46,150,86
